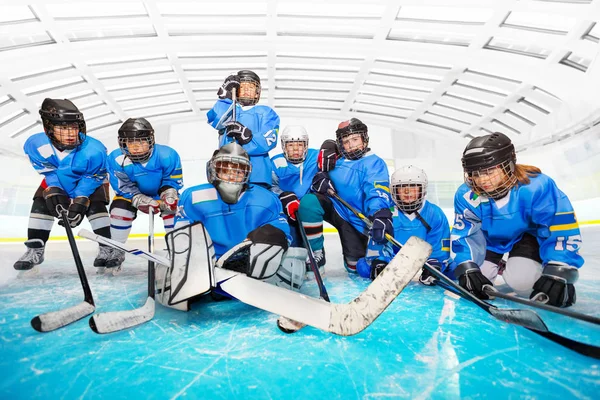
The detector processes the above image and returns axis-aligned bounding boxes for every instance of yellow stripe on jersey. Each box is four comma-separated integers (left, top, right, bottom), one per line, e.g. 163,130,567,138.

441,238,450,252
549,223,580,232
374,183,390,193
170,174,183,179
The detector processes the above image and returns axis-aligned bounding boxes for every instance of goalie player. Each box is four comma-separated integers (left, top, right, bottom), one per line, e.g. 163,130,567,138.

159,143,306,309
106,118,183,273
14,98,116,272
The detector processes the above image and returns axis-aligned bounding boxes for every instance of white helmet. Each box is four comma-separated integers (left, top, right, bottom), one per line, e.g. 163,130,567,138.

391,165,428,213
280,125,309,163
207,143,252,204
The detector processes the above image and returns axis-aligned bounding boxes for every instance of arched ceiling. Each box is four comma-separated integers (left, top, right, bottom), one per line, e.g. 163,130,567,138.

1,0,599,157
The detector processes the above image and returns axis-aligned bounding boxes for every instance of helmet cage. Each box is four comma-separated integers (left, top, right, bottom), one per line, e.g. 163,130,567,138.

392,183,426,213
208,154,252,204
237,71,261,106
464,159,517,200
40,106,86,151
118,133,155,163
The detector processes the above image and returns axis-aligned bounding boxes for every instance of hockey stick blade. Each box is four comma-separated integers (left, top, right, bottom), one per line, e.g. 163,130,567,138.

78,229,170,266
89,297,155,334
219,236,431,336
31,301,95,332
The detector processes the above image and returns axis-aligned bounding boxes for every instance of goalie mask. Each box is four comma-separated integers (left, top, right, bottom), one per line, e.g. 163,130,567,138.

237,70,261,106
336,118,369,160
118,118,155,163
280,125,309,164
207,143,252,204
39,98,86,151
391,165,428,213
462,132,517,200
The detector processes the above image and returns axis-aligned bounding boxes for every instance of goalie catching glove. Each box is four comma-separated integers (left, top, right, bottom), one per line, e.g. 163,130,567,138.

218,224,289,280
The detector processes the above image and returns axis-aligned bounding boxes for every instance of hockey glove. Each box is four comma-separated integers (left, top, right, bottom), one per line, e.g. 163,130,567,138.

530,264,578,308
419,260,441,286
317,139,339,172
58,196,90,228
132,193,160,214
370,208,393,244
369,259,389,280
311,171,335,195
43,186,70,218
456,262,494,300
219,224,288,280
159,187,179,215
225,121,253,145
217,74,241,99
279,191,300,222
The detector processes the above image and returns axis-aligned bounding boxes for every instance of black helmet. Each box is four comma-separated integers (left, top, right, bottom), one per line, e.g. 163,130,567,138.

39,98,86,150
118,118,155,163
462,132,517,199
237,70,261,106
335,118,369,160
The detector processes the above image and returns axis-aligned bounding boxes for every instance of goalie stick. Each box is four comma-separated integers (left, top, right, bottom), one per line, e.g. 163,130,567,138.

277,215,331,333
31,211,95,332
329,190,600,359
80,228,432,336
88,210,157,334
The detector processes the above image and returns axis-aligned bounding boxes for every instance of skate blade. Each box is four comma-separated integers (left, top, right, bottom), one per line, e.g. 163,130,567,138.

18,266,40,278
95,267,106,275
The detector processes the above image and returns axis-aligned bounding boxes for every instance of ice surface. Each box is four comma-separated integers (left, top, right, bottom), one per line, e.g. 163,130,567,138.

1,229,599,399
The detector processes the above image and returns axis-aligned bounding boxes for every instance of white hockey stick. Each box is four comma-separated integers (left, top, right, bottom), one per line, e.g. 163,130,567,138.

81,228,431,336
86,211,157,334
31,212,95,332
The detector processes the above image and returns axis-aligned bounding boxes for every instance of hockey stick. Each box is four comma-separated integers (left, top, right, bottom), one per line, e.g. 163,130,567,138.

88,210,157,334
31,211,95,332
329,191,600,358
81,226,432,336
277,216,331,333
484,288,600,326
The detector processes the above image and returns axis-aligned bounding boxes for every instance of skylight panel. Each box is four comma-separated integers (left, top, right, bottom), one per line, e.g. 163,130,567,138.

374,58,452,72
396,6,491,24
63,22,157,42
105,79,180,92
416,119,461,133
277,3,383,18
353,100,415,112
433,102,483,118
0,27,55,52
582,22,599,43
114,89,185,102
517,97,550,114
502,11,574,34
87,55,168,66
10,121,41,139
484,37,551,59
504,109,536,126
559,52,591,72
351,110,408,120
278,53,364,63
370,69,442,83
22,76,86,95
491,119,520,135
0,109,28,128
96,66,174,80
358,91,422,103
425,111,471,126
158,2,267,16
274,84,350,93
0,5,36,24
48,3,148,18
387,30,471,46
454,79,510,97
442,93,495,108
11,64,75,81
0,95,15,108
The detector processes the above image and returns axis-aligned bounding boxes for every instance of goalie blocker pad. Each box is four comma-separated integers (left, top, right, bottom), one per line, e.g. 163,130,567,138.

156,222,216,310
216,224,288,281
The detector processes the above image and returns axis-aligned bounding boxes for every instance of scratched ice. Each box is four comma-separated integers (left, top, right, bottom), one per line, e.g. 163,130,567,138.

1,228,599,399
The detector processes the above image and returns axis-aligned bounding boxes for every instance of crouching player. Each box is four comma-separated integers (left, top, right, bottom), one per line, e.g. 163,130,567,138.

156,143,307,311
106,118,183,273
356,165,454,282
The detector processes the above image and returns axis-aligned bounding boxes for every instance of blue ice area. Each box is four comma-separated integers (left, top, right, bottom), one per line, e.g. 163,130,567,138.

1,228,599,399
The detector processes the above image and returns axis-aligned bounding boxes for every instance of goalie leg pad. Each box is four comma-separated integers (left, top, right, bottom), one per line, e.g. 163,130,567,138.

156,222,215,309
265,247,308,291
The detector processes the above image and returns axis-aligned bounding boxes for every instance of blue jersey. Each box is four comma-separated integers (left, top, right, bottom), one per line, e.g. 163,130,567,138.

24,132,107,198
176,184,292,258
207,99,279,186
271,148,319,198
359,201,453,278
107,144,183,200
451,173,584,272
328,151,392,233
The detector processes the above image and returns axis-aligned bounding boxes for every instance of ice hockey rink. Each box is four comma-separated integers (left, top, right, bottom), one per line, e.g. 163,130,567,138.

1,227,599,399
